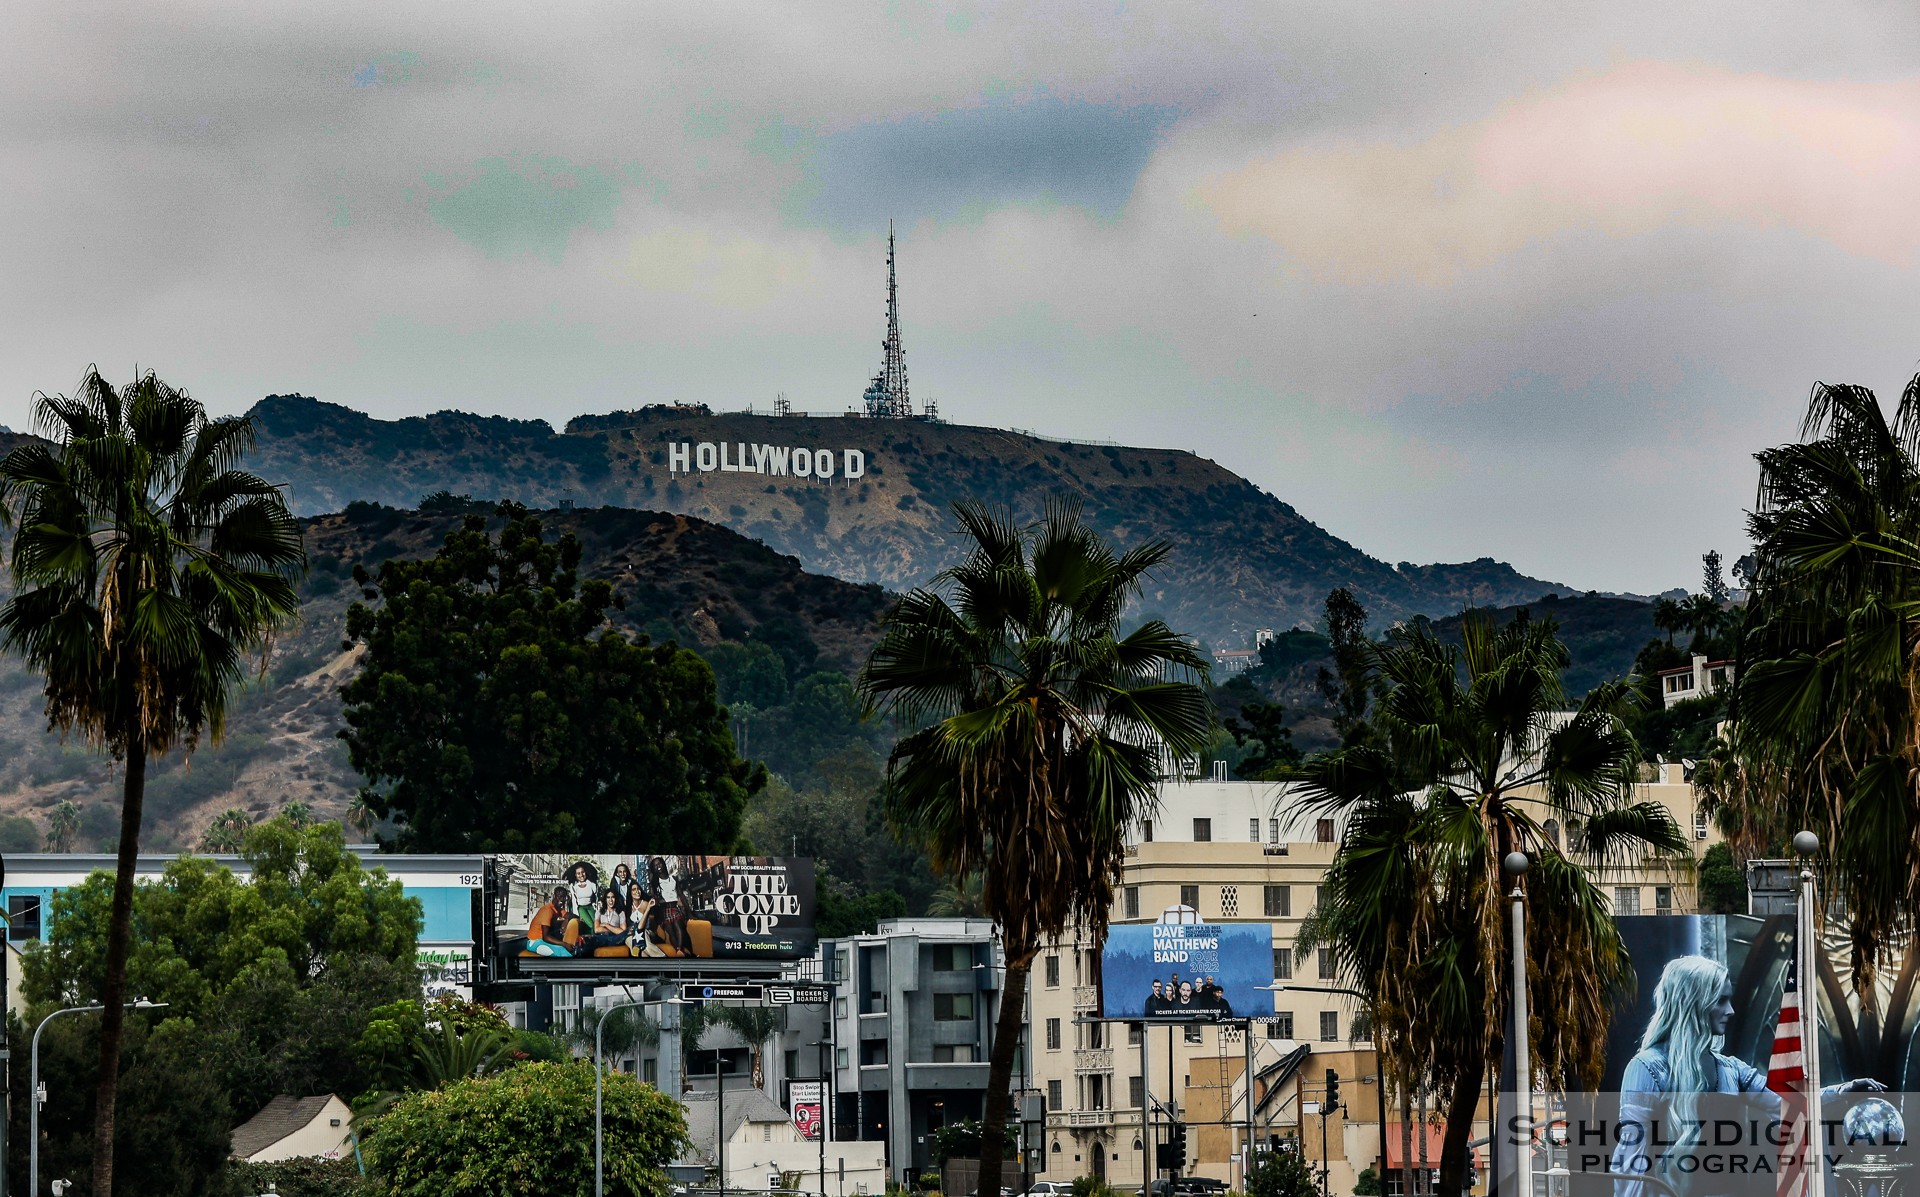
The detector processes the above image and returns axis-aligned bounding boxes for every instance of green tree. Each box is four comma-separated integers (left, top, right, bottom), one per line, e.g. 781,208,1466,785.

22,818,421,1115
356,996,518,1099
858,501,1214,1197
201,806,253,852
0,367,304,1196
711,1004,785,1089
1316,587,1374,744
1290,613,1684,1193
1354,1165,1384,1196
1247,1148,1318,1197
1697,843,1747,915
43,799,80,852
363,1060,689,1197
1225,700,1302,779
7,1011,233,1197
707,640,790,708
0,814,37,853
1652,597,1685,647
340,506,761,851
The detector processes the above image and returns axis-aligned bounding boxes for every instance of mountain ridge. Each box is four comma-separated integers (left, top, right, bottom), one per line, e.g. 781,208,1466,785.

246,395,1577,643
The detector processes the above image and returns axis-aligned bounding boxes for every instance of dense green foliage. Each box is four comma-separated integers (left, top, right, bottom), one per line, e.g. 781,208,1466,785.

217,1157,377,1197
340,506,762,850
363,1060,689,1197
929,1118,1017,1165
1698,843,1747,914
7,1014,235,1197
1247,1148,1319,1197
22,818,423,1118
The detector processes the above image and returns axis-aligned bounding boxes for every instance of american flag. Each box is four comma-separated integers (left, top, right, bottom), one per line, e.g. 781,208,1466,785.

1768,956,1811,1197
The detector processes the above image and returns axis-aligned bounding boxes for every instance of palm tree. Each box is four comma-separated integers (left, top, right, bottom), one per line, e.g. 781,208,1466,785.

44,799,81,852
929,871,986,917
281,799,314,828
712,1004,787,1090
1290,613,1684,1193
0,367,304,1196
1678,592,1724,651
346,795,378,840
200,807,253,853
564,1004,661,1063
1738,374,1920,1054
858,500,1214,1197
1652,596,1685,647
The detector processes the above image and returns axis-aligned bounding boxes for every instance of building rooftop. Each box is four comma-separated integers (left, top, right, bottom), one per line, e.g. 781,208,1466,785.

229,1094,338,1161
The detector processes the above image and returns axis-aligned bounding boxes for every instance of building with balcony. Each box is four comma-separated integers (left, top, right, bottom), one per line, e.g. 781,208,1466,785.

1655,653,1735,709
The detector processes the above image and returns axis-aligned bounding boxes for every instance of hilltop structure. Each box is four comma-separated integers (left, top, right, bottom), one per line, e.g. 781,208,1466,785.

861,223,935,420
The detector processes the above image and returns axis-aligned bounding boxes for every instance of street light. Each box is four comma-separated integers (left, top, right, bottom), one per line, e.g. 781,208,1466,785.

32,998,168,1197
1503,851,1532,1197
595,986,648,1197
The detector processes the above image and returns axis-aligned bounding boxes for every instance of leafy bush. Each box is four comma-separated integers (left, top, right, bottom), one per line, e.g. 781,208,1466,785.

1699,842,1746,914
363,1060,688,1197
218,1156,377,1196
1247,1148,1318,1197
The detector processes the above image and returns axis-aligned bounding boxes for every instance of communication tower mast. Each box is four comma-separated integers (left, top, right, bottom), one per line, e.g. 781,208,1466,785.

862,223,915,419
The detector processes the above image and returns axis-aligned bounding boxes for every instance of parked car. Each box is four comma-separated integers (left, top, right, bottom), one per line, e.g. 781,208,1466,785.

1025,1184,1075,1196
1138,1180,1231,1197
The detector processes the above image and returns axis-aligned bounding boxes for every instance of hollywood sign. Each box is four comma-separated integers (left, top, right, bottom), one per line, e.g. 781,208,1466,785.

667,441,867,480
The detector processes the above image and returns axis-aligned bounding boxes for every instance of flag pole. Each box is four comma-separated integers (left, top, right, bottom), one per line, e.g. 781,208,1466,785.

1793,830,1824,1197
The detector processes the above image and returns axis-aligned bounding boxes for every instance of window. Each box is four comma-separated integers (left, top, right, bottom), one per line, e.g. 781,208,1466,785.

1264,885,1290,918
1221,886,1240,917
1193,818,1212,842
1089,1075,1107,1110
1185,1024,1203,1044
1655,886,1673,912
1319,1011,1338,1042
1315,884,1327,911
932,1044,976,1063
859,1039,889,1066
786,1050,799,1078
1045,955,1061,987
1268,817,1281,844
837,1048,849,1068
1130,1075,1146,1107
1270,1013,1294,1039
1250,818,1262,842
1124,887,1140,919
1048,1079,1063,1110
1046,1018,1062,1050
8,895,41,941
1318,948,1335,980
930,944,971,971
934,992,975,1021
1142,820,1154,843
1180,884,1199,909
1694,809,1709,840
1544,819,1561,849
1128,1022,1143,1045
1315,818,1335,843
1273,948,1293,980
1088,1021,1106,1049
835,998,848,1019
1615,887,1642,916
643,1058,658,1084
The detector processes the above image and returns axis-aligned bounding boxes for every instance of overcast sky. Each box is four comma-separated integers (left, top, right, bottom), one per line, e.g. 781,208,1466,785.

4,4,1916,593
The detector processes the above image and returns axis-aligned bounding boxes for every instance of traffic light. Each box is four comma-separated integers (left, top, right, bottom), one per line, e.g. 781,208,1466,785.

1323,1068,1341,1115
1171,1123,1189,1170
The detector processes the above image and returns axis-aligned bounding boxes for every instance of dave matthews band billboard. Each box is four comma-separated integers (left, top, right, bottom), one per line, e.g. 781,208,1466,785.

1098,921,1270,1021
495,854,816,969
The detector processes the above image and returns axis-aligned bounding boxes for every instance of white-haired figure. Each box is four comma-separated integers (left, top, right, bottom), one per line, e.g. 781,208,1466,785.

1612,954,1881,1197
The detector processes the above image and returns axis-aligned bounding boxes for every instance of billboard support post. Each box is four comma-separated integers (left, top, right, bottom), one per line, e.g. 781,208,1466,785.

1503,852,1532,1197
1793,831,1825,1197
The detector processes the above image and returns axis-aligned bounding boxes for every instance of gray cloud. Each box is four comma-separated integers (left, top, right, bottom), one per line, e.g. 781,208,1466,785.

2,2,1917,597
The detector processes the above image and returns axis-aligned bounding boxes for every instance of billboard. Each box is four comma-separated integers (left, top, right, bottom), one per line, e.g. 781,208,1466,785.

1542,914,1919,1197
494,854,815,969
789,1081,824,1141
1098,921,1271,1020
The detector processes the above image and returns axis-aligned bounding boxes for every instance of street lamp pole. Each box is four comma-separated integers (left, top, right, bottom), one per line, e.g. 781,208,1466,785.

31,999,167,1197
595,987,647,1197
1503,852,1532,1197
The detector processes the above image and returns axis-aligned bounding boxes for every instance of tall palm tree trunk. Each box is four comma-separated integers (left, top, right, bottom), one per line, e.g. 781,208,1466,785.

1400,1088,1414,1197
91,741,145,1197
977,956,1031,1197
1436,1076,1478,1197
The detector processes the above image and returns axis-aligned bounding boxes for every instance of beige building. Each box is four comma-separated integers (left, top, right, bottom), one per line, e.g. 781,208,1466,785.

1023,775,1720,1195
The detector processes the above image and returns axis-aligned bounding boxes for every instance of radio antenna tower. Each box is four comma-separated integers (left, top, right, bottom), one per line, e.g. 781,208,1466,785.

862,222,915,419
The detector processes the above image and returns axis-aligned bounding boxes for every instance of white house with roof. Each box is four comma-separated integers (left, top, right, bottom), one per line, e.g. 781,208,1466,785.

680,1089,885,1193
229,1094,353,1163
1655,653,1735,709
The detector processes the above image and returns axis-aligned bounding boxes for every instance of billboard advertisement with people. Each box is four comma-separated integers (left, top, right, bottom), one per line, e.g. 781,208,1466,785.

493,854,815,968
1098,921,1270,1020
